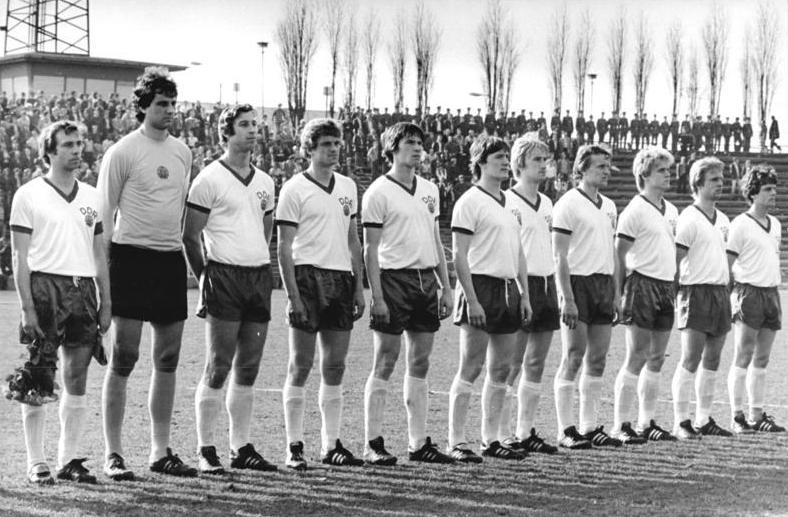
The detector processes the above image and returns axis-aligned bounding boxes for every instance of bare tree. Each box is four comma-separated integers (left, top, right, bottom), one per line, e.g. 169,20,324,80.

412,0,441,112
606,9,626,115
701,2,728,116
571,8,593,113
740,29,753,119
342,8,359,109
476,0,522,114
361,9,381,110
632,12,654,115
751,0,779,126
276,0,318,127
685,44,700,117
665,19,683,115
546,3,569,113
388,10,408,111
322,0,346,118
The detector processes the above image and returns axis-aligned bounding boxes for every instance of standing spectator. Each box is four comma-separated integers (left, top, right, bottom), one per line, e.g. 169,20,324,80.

769,116,781,153
742,117,753,153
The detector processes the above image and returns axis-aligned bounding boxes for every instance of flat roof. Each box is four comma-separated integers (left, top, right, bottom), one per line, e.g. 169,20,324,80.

0,52,187,72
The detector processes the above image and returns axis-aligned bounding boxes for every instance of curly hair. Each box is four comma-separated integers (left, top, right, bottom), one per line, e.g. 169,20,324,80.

740,164,777,204
300,118,342,156
133,66,177,122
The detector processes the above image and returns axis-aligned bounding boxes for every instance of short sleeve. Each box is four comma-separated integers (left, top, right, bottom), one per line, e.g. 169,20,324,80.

9,187,32,233
361,184,385,228
275,182,300,227
185,172,213,214
675,212,695,250
726,218,744,257
551,196,574,235
450,192,476,235
263,175,276,215
616,204,637,241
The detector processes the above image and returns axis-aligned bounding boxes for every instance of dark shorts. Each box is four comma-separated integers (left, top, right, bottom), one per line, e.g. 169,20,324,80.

109,243,188,324
21,272,99,349
677,284,732,337
197,261,273,323
454,274,521,334
622,271,676,331
570,274,615,325
523,275,560,333
731,283,782,331
291,264,355,333
371,268,440,335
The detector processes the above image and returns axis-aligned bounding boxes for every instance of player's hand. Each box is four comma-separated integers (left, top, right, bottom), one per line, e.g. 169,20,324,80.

438,289,453,320
98,303,112,335
560,298,579,329
287,296,308,326
520,297,532,326
21,307,44,339
352,290,366,321
613,298,625,326
467,300,486,329
370,295,390,325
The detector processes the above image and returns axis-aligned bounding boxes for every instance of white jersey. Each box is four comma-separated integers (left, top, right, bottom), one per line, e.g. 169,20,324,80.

552,187,617,276
97,128,191,252
361,174,440,269
451,185,521,279
275,171,357,271
675,204,730,285
186,160,275,266
504,189,554,276
10,177,102,276
727,212,781,287
616,194,679,281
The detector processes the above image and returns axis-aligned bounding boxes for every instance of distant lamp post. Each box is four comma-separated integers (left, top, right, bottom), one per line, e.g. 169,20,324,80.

323,86,332,117
587,73,597,115
257,41,268,115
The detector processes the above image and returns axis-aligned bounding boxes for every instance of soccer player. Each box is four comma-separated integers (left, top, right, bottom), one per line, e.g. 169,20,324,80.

10,120,110,484
277,118,366,469
726,165,785,433
361,122,454,465
183,105,278,474
672,157,732,439
498,135,558,454
612,148,680,443
98,67,196,479
447,135,531,463
552,144,622,449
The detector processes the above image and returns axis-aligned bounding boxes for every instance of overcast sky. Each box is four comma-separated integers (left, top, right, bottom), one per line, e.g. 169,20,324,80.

78,0,788,121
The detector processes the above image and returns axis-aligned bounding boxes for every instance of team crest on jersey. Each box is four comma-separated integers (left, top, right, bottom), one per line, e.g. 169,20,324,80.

157,166,169,179
607,212,616,229
421,195,436,214
511,208,522,226
338,196,354,216
668,218,678,235
256,191,270,211
720,226,729,242
80,206,97,227
544,214,552,227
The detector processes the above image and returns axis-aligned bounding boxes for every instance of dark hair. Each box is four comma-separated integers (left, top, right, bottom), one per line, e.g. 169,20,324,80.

741,164,777,204
300,118,342,156
39,120,80,166
469,135,509,180
381,122,424,163
572,144,612,178
133,66,177,122
219,104,255,144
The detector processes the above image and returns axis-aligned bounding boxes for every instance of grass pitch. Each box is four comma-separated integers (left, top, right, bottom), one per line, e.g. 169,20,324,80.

1,289,788,516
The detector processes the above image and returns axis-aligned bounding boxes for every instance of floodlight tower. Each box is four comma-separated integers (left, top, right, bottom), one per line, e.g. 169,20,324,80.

1,0,90,55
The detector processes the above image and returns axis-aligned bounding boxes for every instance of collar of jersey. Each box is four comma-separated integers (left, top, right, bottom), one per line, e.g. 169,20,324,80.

692,204,717,226
474,185,505,207
509,188,540,212
576,187,602,209
303,171,335,194
219,159,255,187
638,194,665,215
745,212,771,233
43,176,78,203
384,174,417,195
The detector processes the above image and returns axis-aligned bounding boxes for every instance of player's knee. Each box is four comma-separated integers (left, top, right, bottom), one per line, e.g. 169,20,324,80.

288,359,313,385
646,356,665,372
374,354,399,379
110,347,139,377
61,365,88,394
524,362,545,382
752,353,770,369
504,363,521,385
407,355,430,379
487,363,511,384
322,363,346,385
564,354,584,376
154,348,181,373
204,363,231,389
